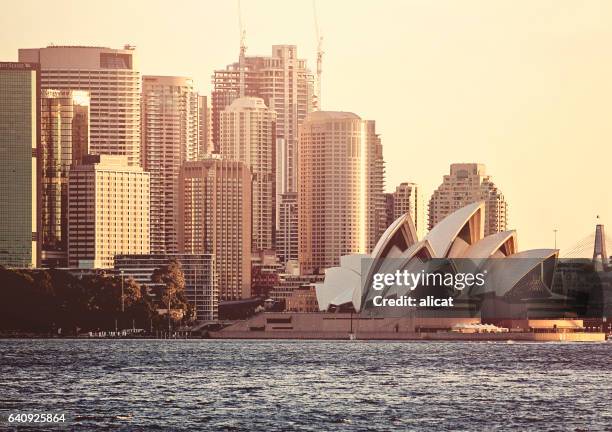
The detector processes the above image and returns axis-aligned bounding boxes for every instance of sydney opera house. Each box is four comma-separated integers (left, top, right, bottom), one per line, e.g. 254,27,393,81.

315,201,564,320
214,201,606,340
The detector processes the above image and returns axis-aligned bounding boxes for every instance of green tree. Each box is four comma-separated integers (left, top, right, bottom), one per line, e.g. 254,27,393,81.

151,259,193,327
86,273,153,331
0,267,39,331
0,268,156,334
121,276,154,330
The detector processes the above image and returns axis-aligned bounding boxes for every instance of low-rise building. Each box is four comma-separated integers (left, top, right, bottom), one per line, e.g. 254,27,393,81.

269,274,323,308
114,253,218,321
251,249,283,298
286,286,319,312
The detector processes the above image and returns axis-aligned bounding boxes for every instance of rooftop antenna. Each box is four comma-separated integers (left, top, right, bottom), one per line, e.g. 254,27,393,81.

313,0,323,110
238,0,247,98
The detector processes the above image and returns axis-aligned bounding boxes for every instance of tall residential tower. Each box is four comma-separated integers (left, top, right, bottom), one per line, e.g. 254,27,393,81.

278,192,298,264
141,75,198,254
385,182,426,239
220,97,276,252
428,163,508,236
212,45,315,246
197,95,212,156
178,158,252,301
298,111,385,275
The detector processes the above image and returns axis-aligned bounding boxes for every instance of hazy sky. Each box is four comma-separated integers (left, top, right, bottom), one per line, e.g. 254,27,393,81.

1,0,610,252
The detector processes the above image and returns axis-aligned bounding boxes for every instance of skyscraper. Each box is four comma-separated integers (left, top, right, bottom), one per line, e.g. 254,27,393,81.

428,163,508,235
19,45,141,165
220,97,276,252
298,111,385,275
67,155,150,268
212,45,315,237
278,192,298,265
197,95,212,156
0,62,40,268
40,89,90,267
386,182,426,239
178,158,252,301
141,75,198,254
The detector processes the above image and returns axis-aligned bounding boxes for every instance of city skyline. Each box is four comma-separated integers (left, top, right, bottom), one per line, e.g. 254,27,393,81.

0,4,610,430
1,0,611,252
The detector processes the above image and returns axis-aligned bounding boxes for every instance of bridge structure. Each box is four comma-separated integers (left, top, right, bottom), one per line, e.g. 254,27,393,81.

562,222,611,271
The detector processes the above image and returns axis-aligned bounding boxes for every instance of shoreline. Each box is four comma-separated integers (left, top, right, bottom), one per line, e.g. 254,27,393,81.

207,330,607,342
1,332,608,342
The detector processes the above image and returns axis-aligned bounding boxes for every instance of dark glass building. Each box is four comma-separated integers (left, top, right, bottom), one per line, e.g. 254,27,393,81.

40,89,89,267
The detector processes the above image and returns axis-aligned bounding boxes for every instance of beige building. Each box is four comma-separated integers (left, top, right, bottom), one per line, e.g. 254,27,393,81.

0,62,40,268
198,95,212,156
298,111,385,275
141,76,198,254
178,158,252,301
386,182,426,239
278,192,298,264
212,45,315,238
67,155,150,268
220,97,276,252
428,163,508,235
19,45,141,166
285,286,319,313
41,89,90,267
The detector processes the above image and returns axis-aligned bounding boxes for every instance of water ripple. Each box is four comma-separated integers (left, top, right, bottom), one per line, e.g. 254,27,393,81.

0,340,610,431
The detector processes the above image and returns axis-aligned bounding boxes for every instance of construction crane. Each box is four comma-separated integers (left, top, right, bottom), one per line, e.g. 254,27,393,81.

313,0,323,110
238,0,247,97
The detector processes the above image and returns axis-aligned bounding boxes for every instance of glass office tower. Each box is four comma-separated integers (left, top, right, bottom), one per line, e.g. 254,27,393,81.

40,89,90,266
0,62,40,268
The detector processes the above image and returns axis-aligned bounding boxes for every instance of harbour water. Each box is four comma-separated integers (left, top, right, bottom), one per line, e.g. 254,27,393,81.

1,339,610,431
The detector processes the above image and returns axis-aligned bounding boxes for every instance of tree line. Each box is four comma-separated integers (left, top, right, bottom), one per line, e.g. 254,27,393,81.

0,260,193,335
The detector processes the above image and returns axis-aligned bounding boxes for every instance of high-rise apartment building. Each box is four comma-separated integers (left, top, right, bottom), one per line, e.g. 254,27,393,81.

178,158,252,301
298,111,385,275
278,192,298,264
115,254,218,321
212,45,315,236
428,163,508,235
220,97,276,252
0,62,40,268
19,45,141,165
141,75,198,254
385,182,426,239
67,155,150,268
40,89,90,267
197,95,212,156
